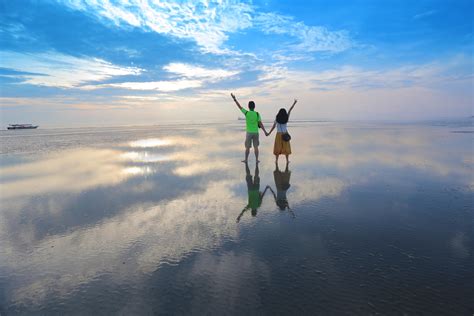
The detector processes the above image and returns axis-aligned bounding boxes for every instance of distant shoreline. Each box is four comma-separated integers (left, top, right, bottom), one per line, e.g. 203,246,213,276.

0,117,472,131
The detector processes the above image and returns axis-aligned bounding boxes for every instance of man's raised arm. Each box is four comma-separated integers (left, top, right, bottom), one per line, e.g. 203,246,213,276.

231,93,243,110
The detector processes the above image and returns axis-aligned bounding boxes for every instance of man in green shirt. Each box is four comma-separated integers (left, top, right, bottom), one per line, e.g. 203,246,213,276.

236,162,270,222
231,93,268,163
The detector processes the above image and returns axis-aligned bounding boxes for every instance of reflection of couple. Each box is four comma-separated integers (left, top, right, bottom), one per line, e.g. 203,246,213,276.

231,93,297,164
236,162,293,222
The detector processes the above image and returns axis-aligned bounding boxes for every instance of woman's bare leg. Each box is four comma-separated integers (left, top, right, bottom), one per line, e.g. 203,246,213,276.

285,154,289,164
275,154,279,164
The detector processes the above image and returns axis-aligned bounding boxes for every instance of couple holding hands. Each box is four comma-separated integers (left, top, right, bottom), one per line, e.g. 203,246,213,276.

230,93,297,164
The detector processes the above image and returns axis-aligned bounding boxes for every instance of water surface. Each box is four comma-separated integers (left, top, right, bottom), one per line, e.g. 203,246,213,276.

0,122,472,314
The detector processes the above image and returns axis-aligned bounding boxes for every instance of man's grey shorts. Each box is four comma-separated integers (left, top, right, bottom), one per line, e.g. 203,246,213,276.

245,132,259,148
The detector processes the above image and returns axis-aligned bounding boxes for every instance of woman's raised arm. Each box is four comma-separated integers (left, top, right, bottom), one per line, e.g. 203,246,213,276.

288,99,297,118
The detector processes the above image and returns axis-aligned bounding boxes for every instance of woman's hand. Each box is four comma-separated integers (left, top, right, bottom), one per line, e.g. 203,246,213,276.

288,99,297,117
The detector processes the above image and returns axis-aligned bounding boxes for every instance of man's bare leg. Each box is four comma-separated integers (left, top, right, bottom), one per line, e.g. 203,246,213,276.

254,146,259,163
242,148,250,163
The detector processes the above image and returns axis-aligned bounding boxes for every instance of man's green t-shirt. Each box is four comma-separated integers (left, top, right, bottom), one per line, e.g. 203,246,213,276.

248,189,262,209
241,108,261,133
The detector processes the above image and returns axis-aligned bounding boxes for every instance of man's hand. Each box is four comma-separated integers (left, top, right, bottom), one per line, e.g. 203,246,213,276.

231,92,242,110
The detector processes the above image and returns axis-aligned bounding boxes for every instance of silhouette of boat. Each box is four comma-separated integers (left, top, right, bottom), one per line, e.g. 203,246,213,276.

7,124,38,130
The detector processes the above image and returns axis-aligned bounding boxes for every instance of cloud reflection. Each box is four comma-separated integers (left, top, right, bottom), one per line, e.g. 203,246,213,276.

1,149,130,200
0,123,472,311
2,179,243,306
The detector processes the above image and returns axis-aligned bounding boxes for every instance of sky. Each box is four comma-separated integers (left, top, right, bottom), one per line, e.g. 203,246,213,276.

0,0,473,127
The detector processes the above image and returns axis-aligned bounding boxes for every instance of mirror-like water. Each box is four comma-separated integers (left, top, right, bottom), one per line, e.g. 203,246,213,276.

0,122,472,314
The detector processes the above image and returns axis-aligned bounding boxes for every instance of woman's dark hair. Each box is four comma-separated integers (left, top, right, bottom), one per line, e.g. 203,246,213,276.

277,199,288,210
248,101,255,110
276,108,288,124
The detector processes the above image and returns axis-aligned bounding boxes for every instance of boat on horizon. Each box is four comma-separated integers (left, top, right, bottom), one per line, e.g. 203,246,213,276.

7,124,39,130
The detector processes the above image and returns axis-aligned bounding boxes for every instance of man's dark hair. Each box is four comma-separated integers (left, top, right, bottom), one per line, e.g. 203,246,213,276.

248,101,255,110
276,108,289,124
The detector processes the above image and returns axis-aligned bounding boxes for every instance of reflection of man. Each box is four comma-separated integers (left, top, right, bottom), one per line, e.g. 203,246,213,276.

236,162,269,222
268,161,295,218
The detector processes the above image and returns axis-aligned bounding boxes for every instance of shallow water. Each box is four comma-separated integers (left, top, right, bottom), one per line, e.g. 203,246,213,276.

0,122,472,314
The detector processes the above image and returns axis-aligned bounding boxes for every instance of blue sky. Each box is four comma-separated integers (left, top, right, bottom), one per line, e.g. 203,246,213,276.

1,0,473,126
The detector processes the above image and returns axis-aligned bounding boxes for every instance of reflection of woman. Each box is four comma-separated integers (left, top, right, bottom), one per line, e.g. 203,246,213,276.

236,162,270,222
267,162,294,218
266,99,297,164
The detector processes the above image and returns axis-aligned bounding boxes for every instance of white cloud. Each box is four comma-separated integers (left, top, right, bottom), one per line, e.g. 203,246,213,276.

106,79,203,91
121,95,163,101
0,22,37,42
219,55,472,120
0,51,141,88
254,12,353,53
413,10,437,20
58,0,253,54
57,0,352,56
164,63,239,81
82,62,237,91
256,55,472,91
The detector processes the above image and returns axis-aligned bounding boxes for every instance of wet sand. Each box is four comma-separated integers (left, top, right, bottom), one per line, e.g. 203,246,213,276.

0,122,472,314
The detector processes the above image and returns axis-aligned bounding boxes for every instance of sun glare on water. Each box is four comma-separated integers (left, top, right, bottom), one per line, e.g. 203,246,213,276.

129,138,173,148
